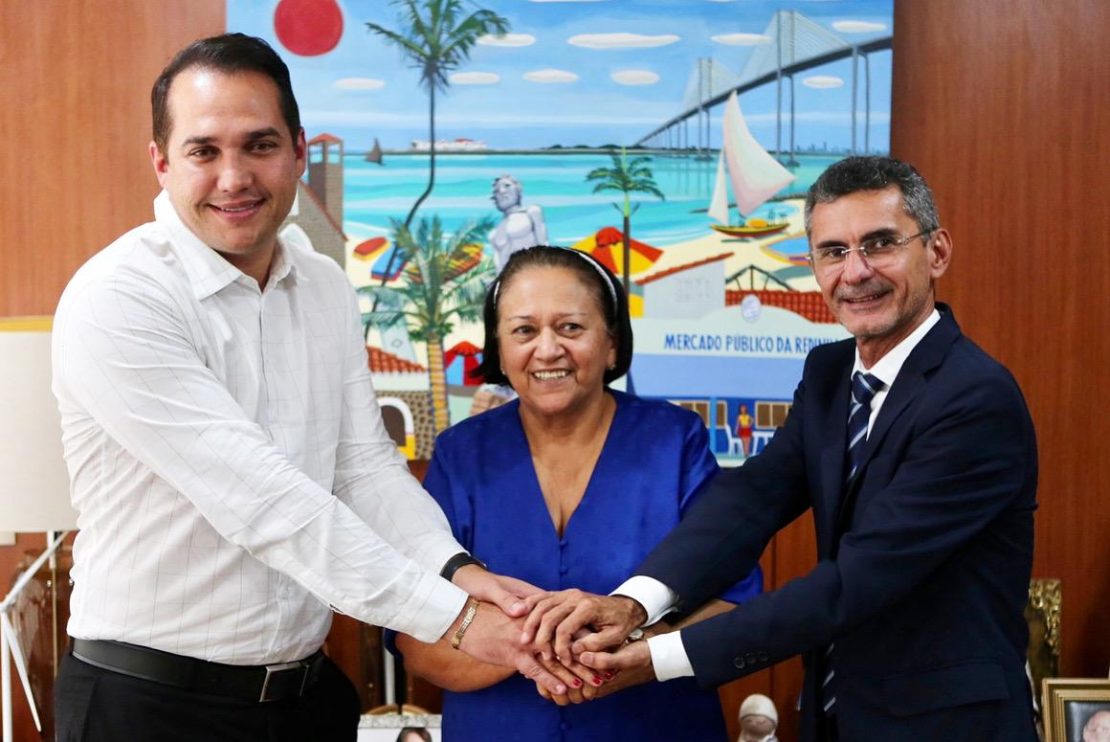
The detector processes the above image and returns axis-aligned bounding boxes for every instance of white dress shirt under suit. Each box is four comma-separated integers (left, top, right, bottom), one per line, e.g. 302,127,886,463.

53,192,467,665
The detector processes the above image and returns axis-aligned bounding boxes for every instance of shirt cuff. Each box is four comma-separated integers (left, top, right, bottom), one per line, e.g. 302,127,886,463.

393,570,469,644
611,575,678,626
647,631,695,681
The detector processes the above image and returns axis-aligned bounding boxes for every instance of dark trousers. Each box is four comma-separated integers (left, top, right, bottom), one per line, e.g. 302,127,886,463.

55,649,361,742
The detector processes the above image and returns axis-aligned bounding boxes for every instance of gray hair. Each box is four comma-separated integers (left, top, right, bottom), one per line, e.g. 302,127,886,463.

804,156,940,234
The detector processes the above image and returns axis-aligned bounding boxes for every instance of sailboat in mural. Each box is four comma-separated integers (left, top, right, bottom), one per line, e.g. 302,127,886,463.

365,137,383,165
708,91,794,238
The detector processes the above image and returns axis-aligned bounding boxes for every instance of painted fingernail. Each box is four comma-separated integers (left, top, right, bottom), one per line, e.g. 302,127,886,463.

604,671,615,680
592,676,603,686
572,678,582,688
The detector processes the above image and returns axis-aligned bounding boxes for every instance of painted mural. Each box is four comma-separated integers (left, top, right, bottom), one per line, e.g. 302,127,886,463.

228,0,893,461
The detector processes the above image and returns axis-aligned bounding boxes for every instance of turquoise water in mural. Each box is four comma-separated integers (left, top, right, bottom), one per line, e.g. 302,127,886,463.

339,152,842,248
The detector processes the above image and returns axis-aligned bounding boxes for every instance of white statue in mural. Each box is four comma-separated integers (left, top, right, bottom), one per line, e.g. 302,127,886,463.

489,174,547,269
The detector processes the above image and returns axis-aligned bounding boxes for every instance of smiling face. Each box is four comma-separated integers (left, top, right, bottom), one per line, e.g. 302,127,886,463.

149,67,306,284
496,265,616,421
809,185,952,366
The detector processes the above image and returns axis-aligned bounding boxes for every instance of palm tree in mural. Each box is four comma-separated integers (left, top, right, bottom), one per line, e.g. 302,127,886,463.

358,216,496,434
366,0,509,315
367,1,509,229
584,147,665,293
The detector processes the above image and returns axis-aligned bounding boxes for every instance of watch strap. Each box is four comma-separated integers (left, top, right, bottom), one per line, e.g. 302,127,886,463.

440,551,486,582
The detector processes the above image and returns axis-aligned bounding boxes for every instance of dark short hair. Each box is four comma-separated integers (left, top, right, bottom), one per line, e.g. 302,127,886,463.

151,33,301,153
804,156,940,234
395,728,432,742
473,246,634,387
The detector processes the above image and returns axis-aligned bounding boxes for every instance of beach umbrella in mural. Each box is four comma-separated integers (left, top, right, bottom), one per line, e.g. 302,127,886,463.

352,236,389,262
573,226,663,277
445,340,483,386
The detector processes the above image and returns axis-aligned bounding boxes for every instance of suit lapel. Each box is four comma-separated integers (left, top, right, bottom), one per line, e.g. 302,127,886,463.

834,307,962,532
814,342,854,556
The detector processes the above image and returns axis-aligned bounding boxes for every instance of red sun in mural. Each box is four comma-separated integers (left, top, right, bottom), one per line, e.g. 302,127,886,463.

273,0,343,57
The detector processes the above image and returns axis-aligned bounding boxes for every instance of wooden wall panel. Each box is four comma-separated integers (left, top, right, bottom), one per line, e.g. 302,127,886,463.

0,1,225,318
891,0,1110,679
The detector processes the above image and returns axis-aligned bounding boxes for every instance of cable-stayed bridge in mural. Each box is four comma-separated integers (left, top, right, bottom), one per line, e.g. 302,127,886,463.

636,10,892,160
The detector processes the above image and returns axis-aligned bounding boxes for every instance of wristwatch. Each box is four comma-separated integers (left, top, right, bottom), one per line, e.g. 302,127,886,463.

440,551,487,582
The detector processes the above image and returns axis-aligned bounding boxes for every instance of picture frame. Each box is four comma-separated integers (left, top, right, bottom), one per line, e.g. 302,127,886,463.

1042,678,1110,742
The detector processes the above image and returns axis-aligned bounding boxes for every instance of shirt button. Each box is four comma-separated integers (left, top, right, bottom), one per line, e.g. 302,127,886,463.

559,564,569,574
560,722,569,731
733,656,746,669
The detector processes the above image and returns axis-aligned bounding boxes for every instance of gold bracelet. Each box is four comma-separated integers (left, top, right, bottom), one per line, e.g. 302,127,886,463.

451,598,480,650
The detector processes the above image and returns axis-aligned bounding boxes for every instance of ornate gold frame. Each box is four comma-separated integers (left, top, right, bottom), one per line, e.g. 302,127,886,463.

1027,578,1062,699
1042,678,1110,742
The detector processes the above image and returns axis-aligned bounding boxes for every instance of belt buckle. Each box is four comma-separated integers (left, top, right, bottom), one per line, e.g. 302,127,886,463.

259,660,309,703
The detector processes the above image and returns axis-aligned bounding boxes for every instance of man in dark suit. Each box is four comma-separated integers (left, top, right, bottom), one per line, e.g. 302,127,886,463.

522,156,1038,741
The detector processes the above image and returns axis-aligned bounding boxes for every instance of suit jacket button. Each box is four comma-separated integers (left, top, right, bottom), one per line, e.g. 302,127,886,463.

758,652,769,662
745,652,757,664
733,657,746,669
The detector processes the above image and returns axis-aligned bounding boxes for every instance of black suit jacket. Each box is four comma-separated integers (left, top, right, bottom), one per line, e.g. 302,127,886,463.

638,307,1038,741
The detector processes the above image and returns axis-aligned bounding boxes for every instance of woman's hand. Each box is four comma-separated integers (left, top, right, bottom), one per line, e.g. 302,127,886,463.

530,627,610,705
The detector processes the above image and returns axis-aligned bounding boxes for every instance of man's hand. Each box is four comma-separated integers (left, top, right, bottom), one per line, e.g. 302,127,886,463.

520,589,647,663
451,601,568,696
578,637,653,679
451,565,539,618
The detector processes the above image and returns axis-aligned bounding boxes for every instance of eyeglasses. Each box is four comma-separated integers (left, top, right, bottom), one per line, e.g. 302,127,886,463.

808,229,934,272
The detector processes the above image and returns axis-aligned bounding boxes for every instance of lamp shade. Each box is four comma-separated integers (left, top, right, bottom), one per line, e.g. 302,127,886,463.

0,318,78,531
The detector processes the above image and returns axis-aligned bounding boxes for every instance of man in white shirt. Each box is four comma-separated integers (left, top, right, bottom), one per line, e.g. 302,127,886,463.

52,33,570,741
521,157,1039,741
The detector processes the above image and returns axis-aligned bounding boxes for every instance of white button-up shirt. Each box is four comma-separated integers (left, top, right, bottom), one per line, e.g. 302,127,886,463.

52,192,467,664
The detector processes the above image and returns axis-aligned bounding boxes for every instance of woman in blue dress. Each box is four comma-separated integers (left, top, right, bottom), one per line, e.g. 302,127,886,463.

394,246,762,741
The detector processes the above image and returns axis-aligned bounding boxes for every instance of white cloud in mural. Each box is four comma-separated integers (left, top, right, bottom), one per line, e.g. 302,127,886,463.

334,78,385,90
477,33,536,47
523,69,579,83
568,33,680,49
832,20,888,33
449,72,500,85
611,70,660,86
711,33,772,46
803,75,845,89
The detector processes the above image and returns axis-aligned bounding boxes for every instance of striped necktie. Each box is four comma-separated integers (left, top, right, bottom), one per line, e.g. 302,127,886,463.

824,371,884,715
846,371,884,483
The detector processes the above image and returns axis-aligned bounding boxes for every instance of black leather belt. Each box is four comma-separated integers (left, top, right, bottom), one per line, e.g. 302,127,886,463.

71,639,325,703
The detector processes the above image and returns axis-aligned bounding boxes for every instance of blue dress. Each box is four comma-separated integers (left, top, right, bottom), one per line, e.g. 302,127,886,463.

420,390,763,742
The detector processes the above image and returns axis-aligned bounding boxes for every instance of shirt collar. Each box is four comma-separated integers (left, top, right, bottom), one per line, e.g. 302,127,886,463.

852,307,942,386
153,190,302,300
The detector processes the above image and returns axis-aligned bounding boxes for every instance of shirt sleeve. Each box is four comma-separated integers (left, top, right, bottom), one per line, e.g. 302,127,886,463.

330,289,466,576
53,270,466,643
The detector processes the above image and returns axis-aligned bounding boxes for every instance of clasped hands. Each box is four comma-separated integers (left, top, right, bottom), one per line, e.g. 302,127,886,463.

452,567,656,706
520,588,657,705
